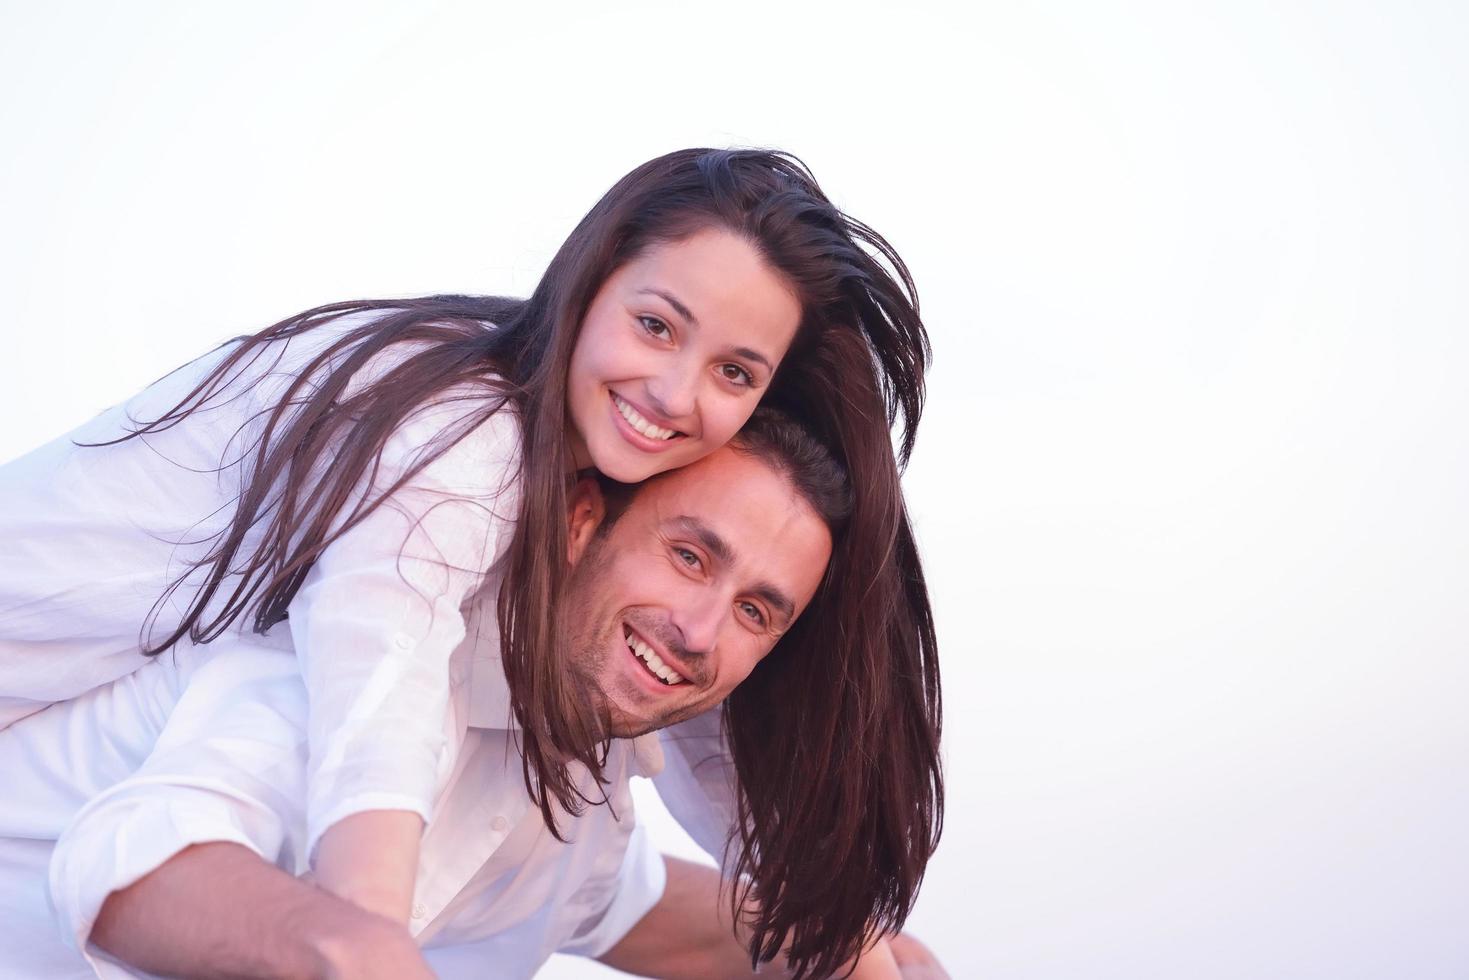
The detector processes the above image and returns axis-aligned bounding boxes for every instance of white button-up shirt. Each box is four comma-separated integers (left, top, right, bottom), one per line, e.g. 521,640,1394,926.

1,314,523,857
0,629,668,979
0,312,744,975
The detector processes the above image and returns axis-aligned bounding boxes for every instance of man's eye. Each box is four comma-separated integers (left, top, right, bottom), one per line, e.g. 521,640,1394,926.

738,601,765,625
718,362,755,386
674,547,700,568
638,315,672,341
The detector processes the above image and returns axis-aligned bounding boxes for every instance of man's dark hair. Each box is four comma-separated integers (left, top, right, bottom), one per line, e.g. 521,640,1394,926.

593,406,852,535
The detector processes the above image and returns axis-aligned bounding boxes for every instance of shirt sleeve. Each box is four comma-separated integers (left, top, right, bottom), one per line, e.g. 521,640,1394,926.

285,392,522,859
46,639,312,979
554,820,669,959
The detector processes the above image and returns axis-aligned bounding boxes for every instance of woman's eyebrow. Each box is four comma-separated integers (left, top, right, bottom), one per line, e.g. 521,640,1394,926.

637,288,698,326
637,288,774,372
729,346,773,372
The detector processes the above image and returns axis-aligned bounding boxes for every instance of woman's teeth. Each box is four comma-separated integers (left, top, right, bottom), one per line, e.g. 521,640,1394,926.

613,394,679,441
625,629,685,685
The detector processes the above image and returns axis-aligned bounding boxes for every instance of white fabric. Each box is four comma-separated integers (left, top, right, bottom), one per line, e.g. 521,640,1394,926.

0,632,667,979
0,312,745,972
0,313,522,857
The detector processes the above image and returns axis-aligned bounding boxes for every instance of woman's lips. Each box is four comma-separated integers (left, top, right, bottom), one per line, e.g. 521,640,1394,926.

607,391,687,453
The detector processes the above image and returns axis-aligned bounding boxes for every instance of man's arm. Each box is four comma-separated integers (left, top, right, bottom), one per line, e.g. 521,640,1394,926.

43,643,434,979
597,855,911,979
92,841,434,980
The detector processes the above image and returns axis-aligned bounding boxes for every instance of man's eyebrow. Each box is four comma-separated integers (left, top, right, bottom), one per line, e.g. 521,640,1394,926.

749,581,796,626
671,517,797,624
637,289,774,372
672,516,731,565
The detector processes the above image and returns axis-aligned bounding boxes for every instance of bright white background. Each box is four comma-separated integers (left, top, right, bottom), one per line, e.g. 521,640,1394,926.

3,2,1467,977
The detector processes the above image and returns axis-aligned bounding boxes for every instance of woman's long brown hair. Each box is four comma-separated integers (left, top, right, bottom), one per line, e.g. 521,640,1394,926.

721,329,941,978
94,148,938,971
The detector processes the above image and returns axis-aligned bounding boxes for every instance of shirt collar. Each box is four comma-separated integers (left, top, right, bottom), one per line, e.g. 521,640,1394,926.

466,646,664,778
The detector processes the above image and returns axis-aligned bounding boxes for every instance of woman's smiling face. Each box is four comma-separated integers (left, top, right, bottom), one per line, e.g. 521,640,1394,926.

565,226,803,483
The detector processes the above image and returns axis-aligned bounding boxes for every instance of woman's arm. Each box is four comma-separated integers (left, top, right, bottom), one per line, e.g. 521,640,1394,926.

286,394,522,865
310,809,425,922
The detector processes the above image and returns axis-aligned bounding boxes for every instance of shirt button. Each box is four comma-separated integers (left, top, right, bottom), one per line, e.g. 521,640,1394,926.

392,633,415,651
411,902,427,919
490,815,510,833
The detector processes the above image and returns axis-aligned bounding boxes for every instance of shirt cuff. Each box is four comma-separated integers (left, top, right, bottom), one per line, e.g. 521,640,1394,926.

306,791,436,869
48,776,288,976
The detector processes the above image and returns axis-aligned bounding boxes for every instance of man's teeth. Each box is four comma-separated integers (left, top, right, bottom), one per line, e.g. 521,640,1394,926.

625,630,685,685
613,395,679,441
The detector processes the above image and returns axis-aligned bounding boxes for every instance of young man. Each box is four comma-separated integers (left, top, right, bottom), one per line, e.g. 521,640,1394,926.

0,412,943,977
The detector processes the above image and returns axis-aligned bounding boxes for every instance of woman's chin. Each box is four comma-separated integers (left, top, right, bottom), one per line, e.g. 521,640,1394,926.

591,444,684,484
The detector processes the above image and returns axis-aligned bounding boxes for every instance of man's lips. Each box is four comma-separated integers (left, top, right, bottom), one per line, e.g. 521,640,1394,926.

622,624,689,688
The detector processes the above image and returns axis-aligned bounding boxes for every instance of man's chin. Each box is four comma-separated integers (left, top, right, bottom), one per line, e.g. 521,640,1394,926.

604,710,659,740
603,702,691,740
595,672,704,738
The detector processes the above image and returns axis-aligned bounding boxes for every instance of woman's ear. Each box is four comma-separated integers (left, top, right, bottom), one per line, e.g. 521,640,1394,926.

567,477,607,565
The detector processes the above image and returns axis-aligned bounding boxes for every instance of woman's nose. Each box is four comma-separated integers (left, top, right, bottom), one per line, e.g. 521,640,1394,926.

646,358,699,421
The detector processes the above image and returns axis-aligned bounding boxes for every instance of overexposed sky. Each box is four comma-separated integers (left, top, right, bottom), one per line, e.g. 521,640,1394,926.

3,2,1467,977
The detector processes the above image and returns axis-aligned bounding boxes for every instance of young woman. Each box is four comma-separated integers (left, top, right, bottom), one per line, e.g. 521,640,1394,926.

0,147,941,976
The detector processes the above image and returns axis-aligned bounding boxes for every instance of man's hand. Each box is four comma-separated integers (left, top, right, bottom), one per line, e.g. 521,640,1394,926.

308,913,435,980
599,855,945,979
92,841,434,980
846,937,902,979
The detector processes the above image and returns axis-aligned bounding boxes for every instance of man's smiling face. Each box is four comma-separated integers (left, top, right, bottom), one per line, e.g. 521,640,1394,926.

563,444,833,738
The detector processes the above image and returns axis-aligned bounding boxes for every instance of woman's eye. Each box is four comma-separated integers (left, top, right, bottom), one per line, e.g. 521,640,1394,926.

738,601,765,626
719,362,755,386
638,315,673,341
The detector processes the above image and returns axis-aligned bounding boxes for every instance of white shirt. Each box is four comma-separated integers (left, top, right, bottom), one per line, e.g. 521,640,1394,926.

0,313,523,856
0,312,745,972
0,629,667,979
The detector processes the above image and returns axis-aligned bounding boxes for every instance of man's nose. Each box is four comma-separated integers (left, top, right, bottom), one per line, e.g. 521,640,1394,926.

670,592,727,660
